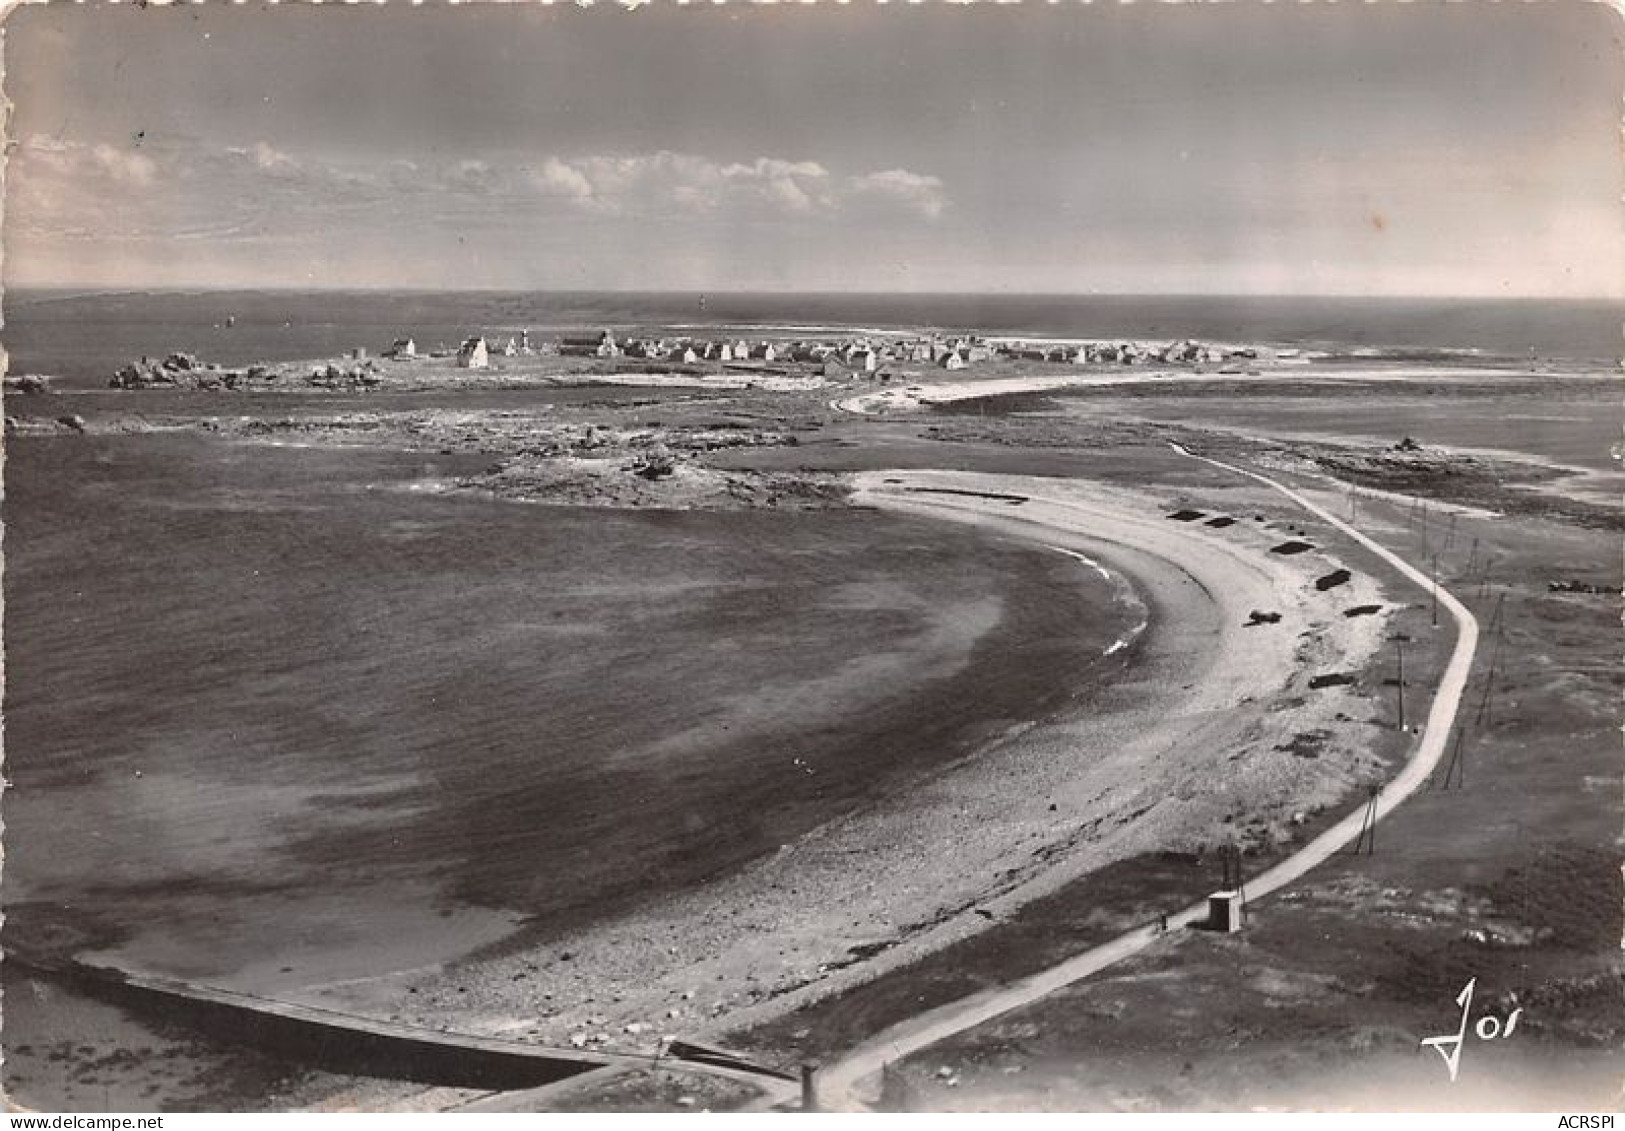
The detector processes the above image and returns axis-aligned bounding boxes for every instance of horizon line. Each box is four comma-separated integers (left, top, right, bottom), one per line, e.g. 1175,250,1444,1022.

6,284,1621,304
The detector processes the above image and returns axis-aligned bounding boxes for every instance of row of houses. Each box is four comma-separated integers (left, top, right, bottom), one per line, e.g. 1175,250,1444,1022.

556,330,1001,372
384,328,1257,375
383,332,557,368
994,339,1256,366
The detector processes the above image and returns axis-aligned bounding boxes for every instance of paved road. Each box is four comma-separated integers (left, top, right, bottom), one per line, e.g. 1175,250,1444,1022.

814,445,1481,1110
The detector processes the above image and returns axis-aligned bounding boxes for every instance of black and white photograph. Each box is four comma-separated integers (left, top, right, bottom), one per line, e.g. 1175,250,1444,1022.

1,0,1620,1114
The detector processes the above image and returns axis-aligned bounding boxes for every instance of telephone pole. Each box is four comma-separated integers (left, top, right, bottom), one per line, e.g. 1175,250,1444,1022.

1395,638,1406,731
1430,553,1440,628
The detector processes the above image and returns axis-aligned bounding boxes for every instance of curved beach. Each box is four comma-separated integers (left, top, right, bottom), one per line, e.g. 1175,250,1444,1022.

302,463,1394,1092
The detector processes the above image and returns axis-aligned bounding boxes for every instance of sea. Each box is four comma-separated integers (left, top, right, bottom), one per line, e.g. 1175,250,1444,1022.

5,290,1620,387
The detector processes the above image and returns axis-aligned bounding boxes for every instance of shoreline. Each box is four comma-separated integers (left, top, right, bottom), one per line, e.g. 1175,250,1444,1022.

283,463,1397,1110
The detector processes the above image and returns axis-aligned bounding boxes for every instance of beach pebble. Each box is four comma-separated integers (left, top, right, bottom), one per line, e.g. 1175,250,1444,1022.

625,1022,647,1035
569,1033,588,1048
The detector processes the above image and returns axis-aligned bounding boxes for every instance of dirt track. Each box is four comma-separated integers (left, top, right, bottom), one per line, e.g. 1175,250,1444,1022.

814,445,1479,1109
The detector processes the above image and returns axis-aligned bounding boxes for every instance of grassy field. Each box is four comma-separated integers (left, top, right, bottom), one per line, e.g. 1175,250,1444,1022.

1029,379,1622,474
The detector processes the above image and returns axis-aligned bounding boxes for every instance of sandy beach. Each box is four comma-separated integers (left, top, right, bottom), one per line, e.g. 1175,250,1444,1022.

275,462,1397,1090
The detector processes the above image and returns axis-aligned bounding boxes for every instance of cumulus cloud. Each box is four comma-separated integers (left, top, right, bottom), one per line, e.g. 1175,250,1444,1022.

524,151,946,220
89,143,158,186
528,151,833,215
7,134,952,284
534,157,597,207
850,168,948,220
15,136,156,188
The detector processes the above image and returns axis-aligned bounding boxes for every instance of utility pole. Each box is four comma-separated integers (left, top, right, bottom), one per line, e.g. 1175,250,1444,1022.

1395,638,1406,731
1475,617,1507,728
1430,553,1440,628
1354,785,1380,855
1441,727,1467,790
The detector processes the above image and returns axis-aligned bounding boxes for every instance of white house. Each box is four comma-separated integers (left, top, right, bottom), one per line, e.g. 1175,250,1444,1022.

457,337,490,369
387,338,417,359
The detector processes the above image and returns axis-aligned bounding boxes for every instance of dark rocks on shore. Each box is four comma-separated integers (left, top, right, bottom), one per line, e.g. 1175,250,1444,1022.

4,374,54,395
110,353,241,390
1315,568,1353,591
6,414,87,437
1547,579,1623,596
629,445,678,480
307,361,381,390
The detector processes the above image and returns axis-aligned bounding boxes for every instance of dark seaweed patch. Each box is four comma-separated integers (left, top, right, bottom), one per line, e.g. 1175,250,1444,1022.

1315,568,1352,591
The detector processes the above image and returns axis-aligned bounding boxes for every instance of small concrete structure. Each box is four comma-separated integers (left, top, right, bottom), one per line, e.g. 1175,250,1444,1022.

1207,890,1244,933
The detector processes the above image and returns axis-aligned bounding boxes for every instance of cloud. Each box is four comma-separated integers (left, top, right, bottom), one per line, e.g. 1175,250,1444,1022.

89,143,158,186
523,151,947,220
12,134,947,227
7,134,956,288
850,168,948,220
534,157,597,207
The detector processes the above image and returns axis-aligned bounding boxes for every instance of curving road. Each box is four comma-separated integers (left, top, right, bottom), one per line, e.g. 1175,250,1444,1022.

814,443,1481,1110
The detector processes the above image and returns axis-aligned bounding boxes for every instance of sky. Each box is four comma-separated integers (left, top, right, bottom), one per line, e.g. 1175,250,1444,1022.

6,1,1623,296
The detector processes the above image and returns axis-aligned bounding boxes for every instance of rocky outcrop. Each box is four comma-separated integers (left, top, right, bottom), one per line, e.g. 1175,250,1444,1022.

307,360,382,390
110,353,249,390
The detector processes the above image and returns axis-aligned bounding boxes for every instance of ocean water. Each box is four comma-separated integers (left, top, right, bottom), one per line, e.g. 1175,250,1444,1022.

4,432,1130,985
5,290,1620,386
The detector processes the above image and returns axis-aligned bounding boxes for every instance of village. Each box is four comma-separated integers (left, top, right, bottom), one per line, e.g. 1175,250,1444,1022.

388,328,1262,377
88,325,1272,396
